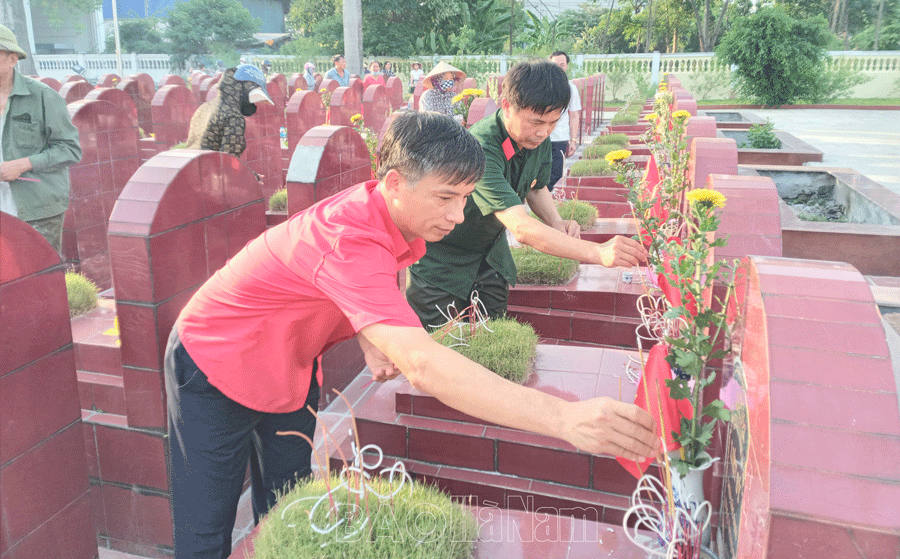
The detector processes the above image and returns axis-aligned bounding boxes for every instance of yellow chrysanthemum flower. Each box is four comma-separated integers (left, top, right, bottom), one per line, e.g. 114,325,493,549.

350,113,363,123
673,110,691,120
451,93,465,104
604,149,632,164
658,83,668,90
320,88,327,93
461,88,485,97
644,112,658,121
686,188,726,210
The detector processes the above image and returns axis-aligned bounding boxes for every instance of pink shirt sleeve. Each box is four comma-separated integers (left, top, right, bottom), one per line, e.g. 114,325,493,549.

313,234,422,332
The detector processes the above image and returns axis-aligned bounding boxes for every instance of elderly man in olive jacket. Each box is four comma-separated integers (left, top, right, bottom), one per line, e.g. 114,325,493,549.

0,24,81,253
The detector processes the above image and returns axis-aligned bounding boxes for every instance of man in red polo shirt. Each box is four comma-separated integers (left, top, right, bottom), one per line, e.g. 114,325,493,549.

165,111,657,559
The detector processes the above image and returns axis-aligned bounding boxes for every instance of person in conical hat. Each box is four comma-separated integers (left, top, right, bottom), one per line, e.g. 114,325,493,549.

419,61,466,117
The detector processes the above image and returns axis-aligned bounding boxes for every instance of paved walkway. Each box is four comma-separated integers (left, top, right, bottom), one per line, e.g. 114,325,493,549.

749,109,900,195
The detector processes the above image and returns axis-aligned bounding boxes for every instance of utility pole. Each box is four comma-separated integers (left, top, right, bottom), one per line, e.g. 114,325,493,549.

343,0,363,76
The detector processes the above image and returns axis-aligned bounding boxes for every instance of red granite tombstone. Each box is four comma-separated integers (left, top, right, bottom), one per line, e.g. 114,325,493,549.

329,85,362,126
191,74,210,104
285,90,325,153
413,81,424,110
348,78,364,104
0,213,96,559
268,72,288,99
127,73,156,97
384,75,404,109
466,96,499,126
284,125,371,215
96,150,265,554
674,96,698,117
205,87,219,102
461,77,478,91
150,84,198,149
199,74,220,101
37,76,61,91
59,79,94,103
266,79,287,130
84,87,139,128
117,76,154,134
362,84,391,138
289,72,305,92
64,99,141,289
63,74,88,85
319,78,339,96
97,73,122,87
159,74,187,88
244,100,285,198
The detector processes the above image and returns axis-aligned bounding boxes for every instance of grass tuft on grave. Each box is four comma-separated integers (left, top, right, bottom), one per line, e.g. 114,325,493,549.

582,143,624,160
568,158,615,177
269,188,287,212
513,246,579,285
592,133,628,147
66,272,99,318
556,199,599,230
433,317,538,385
252,473,477,559
610,112,639,125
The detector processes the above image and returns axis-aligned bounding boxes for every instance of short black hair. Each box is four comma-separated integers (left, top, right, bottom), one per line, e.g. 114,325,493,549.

502,60,570,116
378,111,485,187
550,51,569,64
332,54,344,65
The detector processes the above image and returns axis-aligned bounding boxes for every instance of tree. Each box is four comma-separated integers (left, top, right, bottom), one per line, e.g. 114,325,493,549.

716,6,830,105
164,0,261,67
687,0,732,51
105,19,168,54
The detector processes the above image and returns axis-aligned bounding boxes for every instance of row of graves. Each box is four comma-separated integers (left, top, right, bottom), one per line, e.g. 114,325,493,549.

2,69,898,559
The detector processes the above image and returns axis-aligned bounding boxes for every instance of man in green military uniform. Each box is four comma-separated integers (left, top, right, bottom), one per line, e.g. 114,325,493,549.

408,60,646,328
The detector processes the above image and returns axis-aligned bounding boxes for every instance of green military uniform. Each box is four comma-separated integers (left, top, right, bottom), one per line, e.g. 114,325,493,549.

407,109,551,327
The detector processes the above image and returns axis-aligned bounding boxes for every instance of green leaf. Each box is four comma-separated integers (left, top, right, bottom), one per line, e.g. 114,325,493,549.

703,400,732,421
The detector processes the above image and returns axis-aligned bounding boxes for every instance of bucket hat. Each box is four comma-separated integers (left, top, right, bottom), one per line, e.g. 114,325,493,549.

422,61,465,90
0,25,27,59
234,64,273,103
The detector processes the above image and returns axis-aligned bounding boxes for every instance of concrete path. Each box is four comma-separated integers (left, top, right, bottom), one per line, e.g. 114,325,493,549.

750,109,900,195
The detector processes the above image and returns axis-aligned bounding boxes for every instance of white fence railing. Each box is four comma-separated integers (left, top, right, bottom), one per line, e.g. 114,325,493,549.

31,51,900,100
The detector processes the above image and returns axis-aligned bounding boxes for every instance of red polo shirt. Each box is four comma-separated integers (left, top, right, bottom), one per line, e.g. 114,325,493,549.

176,181,425,413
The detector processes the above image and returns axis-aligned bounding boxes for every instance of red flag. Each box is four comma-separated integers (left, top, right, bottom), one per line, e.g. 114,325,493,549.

617,342,693,478
642,153,660,199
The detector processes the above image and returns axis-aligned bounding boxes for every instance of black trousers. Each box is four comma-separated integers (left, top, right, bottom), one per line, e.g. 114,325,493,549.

406,264,509,329
165,329,319,559
548,140,569,192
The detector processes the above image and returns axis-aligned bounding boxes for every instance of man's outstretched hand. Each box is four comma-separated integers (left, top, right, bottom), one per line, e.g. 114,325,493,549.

560,397,658,461
597,235,647,268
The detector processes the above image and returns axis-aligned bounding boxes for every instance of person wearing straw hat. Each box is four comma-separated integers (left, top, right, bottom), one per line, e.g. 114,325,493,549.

408,61,424,93
419,61,466,119
407,60,646,328
0,24,81,253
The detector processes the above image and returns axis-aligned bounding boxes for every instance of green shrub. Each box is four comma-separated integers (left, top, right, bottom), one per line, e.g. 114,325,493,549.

556,199,598,230
593,133,628,147
568,158,614,177
744,120,781,149
582,143,622,160
716,7,830,105
808,62,873,103
610,112,638,125
252,473,477,559
66,272,99,318
513,246,579,286
269,188,287,212
170,142,188,149
434,317,538,384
